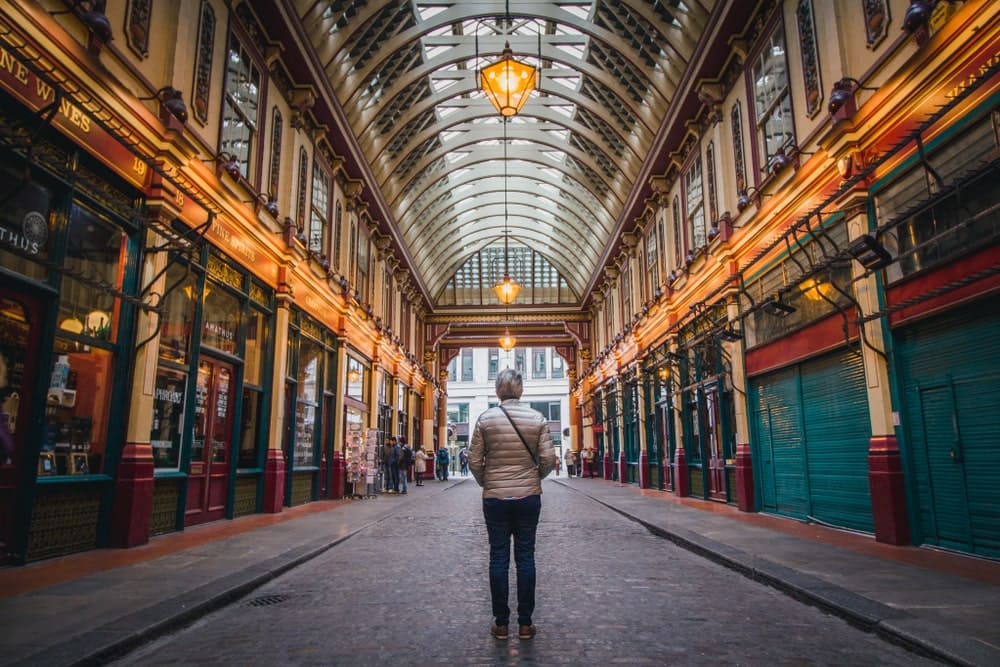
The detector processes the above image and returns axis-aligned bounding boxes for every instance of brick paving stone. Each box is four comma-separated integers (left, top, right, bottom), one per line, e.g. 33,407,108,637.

112,480,940,667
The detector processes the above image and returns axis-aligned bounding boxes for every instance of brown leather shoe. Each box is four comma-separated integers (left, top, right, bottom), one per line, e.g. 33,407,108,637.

490,624,509,640
518,624,536,640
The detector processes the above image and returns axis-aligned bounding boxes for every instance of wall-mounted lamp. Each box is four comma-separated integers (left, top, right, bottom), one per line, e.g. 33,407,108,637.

828,78,878,120
736,187,763,212
767,147,795,174
761,293,796,318
246,192,278,217
213,152,242,180
656,366,670,382
717,326,743,342
847,233,893,270
903,0,934,45
158,87,188,124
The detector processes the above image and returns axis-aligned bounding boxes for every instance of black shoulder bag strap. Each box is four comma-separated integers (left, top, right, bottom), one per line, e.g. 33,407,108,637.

499,405,539,467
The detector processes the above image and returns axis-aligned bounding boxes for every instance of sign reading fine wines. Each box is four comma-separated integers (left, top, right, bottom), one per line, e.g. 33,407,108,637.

0,39,150,190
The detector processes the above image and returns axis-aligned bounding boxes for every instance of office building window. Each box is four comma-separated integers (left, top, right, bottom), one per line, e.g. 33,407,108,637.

532,349,546,379
461,348,473,382
488,348,499,380
552,353,564,379
220,33,260,179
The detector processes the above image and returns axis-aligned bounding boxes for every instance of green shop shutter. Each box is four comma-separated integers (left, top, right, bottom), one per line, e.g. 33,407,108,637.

751,350,873,531
896,295,1000,558
752,367,808,519
800,351,873,533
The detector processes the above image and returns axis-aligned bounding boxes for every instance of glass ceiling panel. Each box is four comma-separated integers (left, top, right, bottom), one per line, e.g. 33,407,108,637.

299,0,708,306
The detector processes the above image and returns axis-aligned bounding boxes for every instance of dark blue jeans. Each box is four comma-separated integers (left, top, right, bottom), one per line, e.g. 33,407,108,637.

482,495,542,627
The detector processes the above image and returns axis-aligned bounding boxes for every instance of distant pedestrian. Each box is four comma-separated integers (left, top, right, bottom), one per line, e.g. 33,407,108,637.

564,448,576,478
383,436,397,492
436,447,450,481
414,446,429,486
459,446,470,476
554,455,561,477
388,437,401,494
469,368,555,641
398,436,411,494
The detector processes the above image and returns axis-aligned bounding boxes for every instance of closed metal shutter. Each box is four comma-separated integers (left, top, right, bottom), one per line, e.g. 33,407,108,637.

751,351,873,531
895,295,1000,558
801,351,873,532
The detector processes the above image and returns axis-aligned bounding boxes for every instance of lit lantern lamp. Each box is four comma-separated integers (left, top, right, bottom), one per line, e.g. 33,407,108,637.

499,327,517,352
493,274,520,304
480,42,537,117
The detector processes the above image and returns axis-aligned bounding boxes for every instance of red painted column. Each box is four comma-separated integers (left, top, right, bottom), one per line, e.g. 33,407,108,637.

868,435,910,545
674,447,690,497
602,450,612,480
735,443,754,512
110,442,154,547
639,451,650,488
262,448,286,513
330,449,345,499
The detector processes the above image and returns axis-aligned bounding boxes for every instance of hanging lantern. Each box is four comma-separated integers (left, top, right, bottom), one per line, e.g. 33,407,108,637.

480,42,537,117
498,328,517,351
492,275,521,304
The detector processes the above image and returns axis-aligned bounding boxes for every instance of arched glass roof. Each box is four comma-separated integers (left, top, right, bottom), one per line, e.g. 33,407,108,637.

292,0,712,306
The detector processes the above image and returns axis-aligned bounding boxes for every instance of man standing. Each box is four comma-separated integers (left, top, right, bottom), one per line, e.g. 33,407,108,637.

383,436,397,493
397,436,411,494
469,368,555,641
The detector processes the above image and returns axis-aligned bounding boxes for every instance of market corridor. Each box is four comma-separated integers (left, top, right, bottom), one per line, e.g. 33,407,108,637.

96,478,935,667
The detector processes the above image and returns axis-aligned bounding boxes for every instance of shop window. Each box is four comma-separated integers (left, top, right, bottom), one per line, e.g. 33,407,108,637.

201,282,240,355
158,263,196,363
346,356,364,400
309,161,329,256
294,338,322,468
151,367,186,469
461,348,473,382
552,353,564,379
645,229,659,294
750,21,795,170
238,387,263,468
532,349,546,379
220,33,261,180
41,204,125,477
244,308,268,387
0,162,52,281
488,348,499,380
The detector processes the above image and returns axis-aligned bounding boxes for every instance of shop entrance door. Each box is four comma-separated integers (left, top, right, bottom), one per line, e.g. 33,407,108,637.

186,357,234,526
0,288,43,563
704,385,727,501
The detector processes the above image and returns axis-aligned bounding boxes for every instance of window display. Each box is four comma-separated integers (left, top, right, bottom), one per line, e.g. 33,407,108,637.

293,338,321,467
150,368,186,469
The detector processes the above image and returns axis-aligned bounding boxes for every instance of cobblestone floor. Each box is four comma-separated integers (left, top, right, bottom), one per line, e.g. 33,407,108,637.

113,479,941,666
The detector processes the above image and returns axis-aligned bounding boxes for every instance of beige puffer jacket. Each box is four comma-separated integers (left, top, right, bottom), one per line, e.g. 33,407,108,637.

469,399,556,499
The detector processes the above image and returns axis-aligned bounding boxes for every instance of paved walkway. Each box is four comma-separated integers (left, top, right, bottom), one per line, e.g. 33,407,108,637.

0,476,997,666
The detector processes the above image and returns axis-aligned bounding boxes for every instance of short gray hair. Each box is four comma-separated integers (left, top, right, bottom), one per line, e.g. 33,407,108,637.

495,368,523,400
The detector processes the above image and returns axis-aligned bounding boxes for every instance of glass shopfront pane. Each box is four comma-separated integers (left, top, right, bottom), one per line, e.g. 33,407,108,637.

151,367,186,469
294,339,321,467
244,309,267,386
238,387,262,468
40,344,114,476
58,205,123,343
201,283,240,354
0,162,52,281
159,263,196,363
346,357,364,400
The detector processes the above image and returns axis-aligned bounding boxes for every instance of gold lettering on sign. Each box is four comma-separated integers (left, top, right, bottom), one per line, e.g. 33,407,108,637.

0,45,91,133
132,156,147,177
945,52,1000,100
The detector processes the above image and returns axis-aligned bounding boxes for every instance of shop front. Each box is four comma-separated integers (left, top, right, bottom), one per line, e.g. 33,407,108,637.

0,99,143,562
149,251,275,532
343,352,369,495
284,310,337,507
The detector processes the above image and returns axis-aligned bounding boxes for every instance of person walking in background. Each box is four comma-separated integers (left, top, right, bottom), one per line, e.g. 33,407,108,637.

388,437,401,494
459,446,470,476
436,446,450,481
397,436,411,494
414,445,429,486
383,436,397,493
564,448,576,478
469,368,555,642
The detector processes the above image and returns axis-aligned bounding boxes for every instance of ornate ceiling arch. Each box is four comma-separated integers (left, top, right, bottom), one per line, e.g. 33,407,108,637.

291,0,715,306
